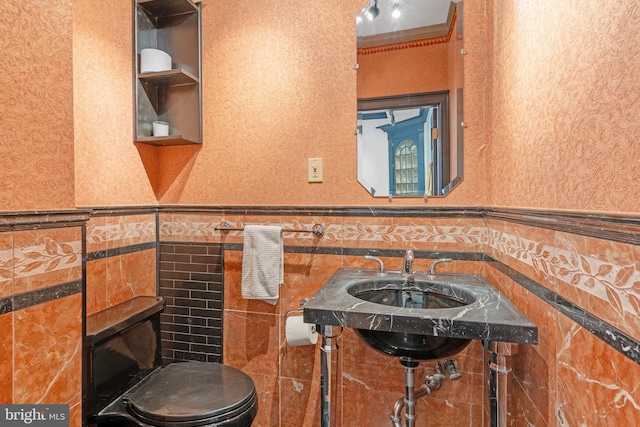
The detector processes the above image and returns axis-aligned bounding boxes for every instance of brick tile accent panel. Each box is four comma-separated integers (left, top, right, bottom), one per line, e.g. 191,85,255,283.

159,242,223,364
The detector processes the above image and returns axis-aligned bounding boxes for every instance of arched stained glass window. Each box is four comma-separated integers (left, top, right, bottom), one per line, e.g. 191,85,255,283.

394,140,419,195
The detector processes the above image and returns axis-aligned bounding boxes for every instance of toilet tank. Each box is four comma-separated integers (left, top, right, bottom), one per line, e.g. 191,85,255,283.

85,296,165,419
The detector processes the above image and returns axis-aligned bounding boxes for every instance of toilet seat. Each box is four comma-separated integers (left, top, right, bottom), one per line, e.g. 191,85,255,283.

126,361,257,427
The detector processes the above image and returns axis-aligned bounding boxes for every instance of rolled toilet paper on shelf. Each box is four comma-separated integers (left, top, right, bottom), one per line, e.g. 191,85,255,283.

285,315,318,347
140,48,172,73
152,120,169,137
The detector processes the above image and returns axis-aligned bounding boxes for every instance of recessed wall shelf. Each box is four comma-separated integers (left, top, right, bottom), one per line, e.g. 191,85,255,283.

134,0,202,146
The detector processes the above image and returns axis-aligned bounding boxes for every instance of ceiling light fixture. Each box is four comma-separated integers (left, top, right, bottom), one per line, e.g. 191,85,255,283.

366,0,379,21
392,2,401,18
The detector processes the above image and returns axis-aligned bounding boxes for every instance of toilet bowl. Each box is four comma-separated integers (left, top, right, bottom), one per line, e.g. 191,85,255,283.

85,296,257,427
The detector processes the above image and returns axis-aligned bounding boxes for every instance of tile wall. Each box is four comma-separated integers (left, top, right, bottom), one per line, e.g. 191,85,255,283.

0,212,87,427
483,213,640,426
158,210,489,426
85,211,157,316
159,242,224,364
157,207,640,427
5,207,637,427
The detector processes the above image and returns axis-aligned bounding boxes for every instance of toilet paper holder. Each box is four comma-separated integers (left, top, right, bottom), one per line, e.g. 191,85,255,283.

285,298,310,319
285,298,318,347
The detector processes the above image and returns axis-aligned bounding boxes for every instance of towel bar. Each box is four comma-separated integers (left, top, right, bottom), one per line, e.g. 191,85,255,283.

215,222,325,237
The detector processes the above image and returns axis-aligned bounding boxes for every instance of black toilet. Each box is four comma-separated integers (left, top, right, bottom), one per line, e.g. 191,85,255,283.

85,296,257,427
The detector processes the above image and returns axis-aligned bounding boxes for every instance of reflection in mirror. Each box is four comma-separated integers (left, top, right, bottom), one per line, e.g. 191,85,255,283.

356,0,464,198
358,92,452,196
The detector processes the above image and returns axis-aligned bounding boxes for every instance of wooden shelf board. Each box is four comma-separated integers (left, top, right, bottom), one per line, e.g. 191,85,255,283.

136,135,201,146
138,68,199,87
138,0,198,18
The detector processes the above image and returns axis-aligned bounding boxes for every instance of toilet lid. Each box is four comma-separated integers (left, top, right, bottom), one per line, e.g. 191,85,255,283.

127,361,257,427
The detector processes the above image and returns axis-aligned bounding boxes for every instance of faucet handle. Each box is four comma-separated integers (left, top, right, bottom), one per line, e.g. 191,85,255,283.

428,258,452,276
364,255,386,273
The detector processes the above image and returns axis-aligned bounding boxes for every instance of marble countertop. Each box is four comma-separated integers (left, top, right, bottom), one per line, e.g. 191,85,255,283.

303,268,538,344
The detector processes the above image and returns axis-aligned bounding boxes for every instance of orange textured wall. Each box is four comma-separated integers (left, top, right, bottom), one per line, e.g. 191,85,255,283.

486,0,640,214
357,43,450,98
72,0,487,208
0,0,75,211
20,0,640,213
73,0,158,207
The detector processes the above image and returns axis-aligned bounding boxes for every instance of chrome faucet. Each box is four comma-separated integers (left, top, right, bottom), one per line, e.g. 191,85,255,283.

428,258,452,276
402,249,414,275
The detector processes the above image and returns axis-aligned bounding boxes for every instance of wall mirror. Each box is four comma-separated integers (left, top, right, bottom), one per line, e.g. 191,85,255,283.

356,0,464,198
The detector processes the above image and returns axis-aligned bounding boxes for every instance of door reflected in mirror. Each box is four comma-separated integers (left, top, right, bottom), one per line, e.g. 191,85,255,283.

356,0,464,198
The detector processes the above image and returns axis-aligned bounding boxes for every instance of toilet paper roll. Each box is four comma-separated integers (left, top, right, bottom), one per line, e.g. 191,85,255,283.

152,120,169,137
285,315,318,347
140,48,172,73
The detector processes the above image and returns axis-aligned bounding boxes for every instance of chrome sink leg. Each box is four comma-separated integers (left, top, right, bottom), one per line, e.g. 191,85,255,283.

319,325,341,427
485,341,511,427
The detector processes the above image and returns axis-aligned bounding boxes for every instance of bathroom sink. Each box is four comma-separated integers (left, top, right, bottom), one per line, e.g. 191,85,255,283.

303,269,538,359
348,282,474,359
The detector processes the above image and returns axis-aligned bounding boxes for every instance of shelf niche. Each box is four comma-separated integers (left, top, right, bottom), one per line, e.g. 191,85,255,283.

134,0,202,146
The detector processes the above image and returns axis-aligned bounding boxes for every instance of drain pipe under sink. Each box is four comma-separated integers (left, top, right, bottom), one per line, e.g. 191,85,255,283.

391,359,460,427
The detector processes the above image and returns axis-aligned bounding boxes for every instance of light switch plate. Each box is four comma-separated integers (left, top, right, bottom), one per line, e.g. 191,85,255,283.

308,158,323,182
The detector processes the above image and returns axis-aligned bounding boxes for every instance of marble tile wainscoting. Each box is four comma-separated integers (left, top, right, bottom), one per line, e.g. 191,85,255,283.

85,208,157,316
4,206,637,427
158,206,640,427
85,208,224,367
0,210,89,427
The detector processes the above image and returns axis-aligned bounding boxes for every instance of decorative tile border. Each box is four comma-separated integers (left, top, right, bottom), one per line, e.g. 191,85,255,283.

0,210,88,313
0,246,11,282
488,258,640,365
86,221,155,245
85,209,156,255
13,236,82,279
342,221,485,246
486,226,640,322
0,297,11,315
0,211,89,285
86,216,156,246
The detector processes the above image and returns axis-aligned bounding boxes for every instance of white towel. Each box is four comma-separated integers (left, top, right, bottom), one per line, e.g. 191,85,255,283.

241,225,284,304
